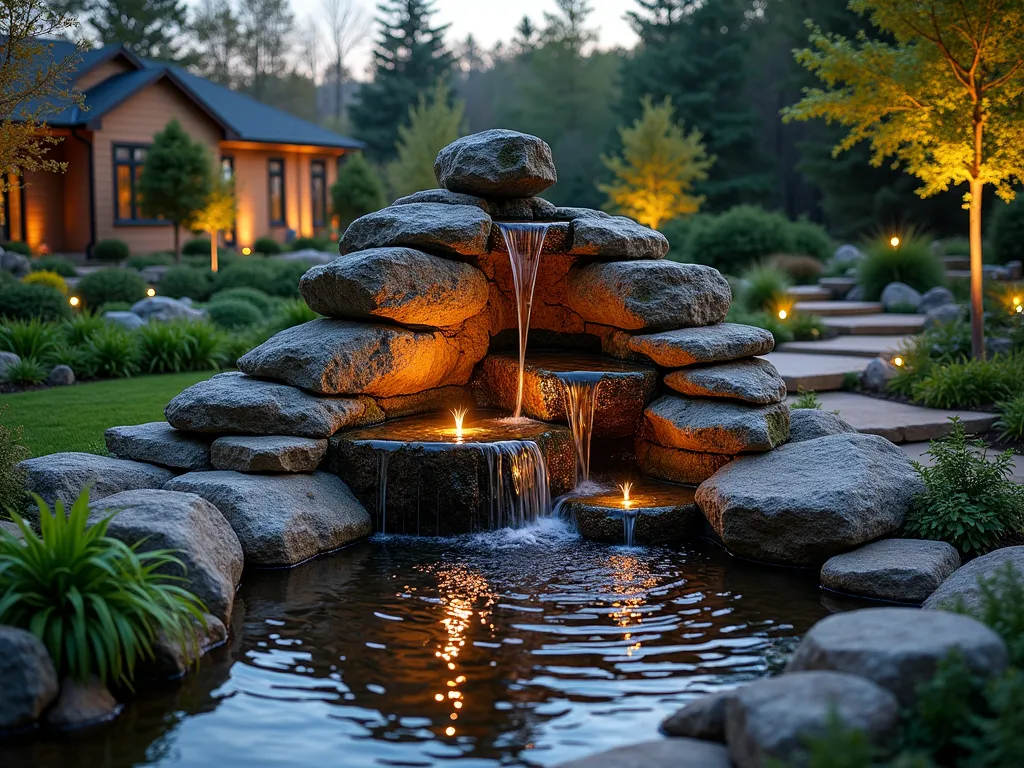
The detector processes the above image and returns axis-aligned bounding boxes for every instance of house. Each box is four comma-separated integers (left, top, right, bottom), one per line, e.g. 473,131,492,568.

4,40,364,257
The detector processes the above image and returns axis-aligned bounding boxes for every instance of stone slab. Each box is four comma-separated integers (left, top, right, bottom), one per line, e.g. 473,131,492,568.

763,352,870,392
818,276,857,298
211,436,328,473
821,539,961,604
793,300,883,316
104,422,212,471
777,335,912,359
554,738,732,768
567,482,701,545
820,314,926,336
786,285,831,301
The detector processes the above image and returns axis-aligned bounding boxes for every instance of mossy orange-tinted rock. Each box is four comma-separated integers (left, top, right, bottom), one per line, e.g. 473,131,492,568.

339,202,492,256
601,323,775,367
664,358,787,405
642,396,790,455
635,438,734,484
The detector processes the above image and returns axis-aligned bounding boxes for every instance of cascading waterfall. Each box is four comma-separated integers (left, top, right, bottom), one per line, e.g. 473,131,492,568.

497,222,550,419
623,509,639,547
366,441,399,534
482,440,552,529
556,371,604,487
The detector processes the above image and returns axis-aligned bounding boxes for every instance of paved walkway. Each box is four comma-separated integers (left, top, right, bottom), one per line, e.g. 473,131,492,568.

778,334,912,359
765,352,870,392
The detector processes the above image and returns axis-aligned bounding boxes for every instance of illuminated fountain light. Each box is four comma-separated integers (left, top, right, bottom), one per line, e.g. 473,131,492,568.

555,371,605,487
561,480,701,546
617,481,639,547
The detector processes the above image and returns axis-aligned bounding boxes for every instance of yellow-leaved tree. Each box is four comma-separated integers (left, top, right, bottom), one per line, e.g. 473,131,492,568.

599,95,714,231
192,173,236,273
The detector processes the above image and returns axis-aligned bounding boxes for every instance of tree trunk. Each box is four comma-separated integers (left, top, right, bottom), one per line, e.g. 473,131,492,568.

210,230,219,273
969,178,985,360
174,225,181,264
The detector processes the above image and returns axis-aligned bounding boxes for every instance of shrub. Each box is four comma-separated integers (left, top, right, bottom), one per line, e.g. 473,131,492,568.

266,260,310,298
209,287,277,313
84,324,140,378
50,342,96,380
766,253,825,285
0,318,60,362
77,268,147,309
331,151,386,227
93,238,131,263
4,357,47,386
136,321,224,374
0,488,206,686
788,218,833,261
905,418,1024,555
726,305,793,345
791,389,823,410
858,234,946,300
684,205,795,274
127,253,175,270
206,298,263,330
31,256,77,277
97,301,132,314
158,266,213,301
791,314,827,342
62,311,107,347
0,282,71,322
182,237,212,256
739,264,792,313
910,356,1023,409
220,327,269,366
0,406,30,514
956,564,1024,667
210,260,277,295
990,195,1024,264
22,269,68,295
177,321,226,371
995,395,1024,443
940,236,971,256
290,236,330,252
269,297,319,332
253,236,282,255
2,240,32,256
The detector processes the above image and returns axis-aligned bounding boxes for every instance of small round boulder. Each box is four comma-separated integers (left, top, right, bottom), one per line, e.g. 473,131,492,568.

434,129,557,199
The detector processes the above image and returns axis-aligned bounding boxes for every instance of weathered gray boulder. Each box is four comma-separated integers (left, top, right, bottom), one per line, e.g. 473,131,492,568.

725,671,900,768
862,357,898,392
918,286,956,314
821,539,961,603
833,244,863,264
845,285,865,301
554,738,732,768
89,489,244,623
139,265,170,284
605,323,775,367
665,358,786,405
643,396,790,455
923,546,1024,612
237,318,477,398
340,202,492,257
300,247,489,328
18,452,174,511
103,310,146,330
786,409,857,443
165,471,372,566
660,690,734,741
880,282,922,311
0,626,59,731
165,372,379,438
488,196,557,221
211,435,327,473
787,607,1009,706
552,206,611,221
0,351,20,381
0,249,31,277
46,364,75,386
142,614,227,680
695,433,922,566
566,261,730,331
635,440,733,485
105,421,212,470
434,129,557,198
570,216,669,260
392,188,487,209
130,296,206,323
924,303,965,329
45,677,120,729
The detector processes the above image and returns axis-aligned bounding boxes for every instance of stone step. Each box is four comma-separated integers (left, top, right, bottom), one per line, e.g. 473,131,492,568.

793,300,884,316
792,392,997,443
942,256,970,270
777,335,913,359
821,313,926,336
787,285,832,302
901,441,1024,483
817,276,857,298
763,352,871,392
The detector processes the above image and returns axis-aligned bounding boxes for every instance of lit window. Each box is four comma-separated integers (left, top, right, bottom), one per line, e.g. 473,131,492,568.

268,158,285,226
311,160,327,228
113,144,159,223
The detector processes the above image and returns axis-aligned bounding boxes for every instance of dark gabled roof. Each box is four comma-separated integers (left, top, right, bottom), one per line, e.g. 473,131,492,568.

24,41,364,151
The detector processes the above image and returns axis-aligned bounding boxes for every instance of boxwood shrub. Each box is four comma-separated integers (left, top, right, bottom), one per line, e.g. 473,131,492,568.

77,268,147,309
253,236,282,255
31,257,78,277
684,205,795,274
206,298,264,330
93,238,130,263
182,238,212,256
0,283,72,322
157,266,213,300
1,241,32,256
209,287,277,313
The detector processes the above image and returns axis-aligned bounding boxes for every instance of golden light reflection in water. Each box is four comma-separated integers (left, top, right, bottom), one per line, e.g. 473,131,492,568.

606,554,658,658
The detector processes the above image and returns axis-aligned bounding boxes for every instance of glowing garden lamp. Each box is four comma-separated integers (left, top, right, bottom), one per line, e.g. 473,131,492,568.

146,287,156,297
890,236,900,248
893,356,904,367
241,246,252,256
69,296,80,308
778,309,788,320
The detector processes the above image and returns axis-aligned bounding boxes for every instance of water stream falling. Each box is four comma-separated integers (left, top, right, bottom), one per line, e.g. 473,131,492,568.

497,222,550,419
556,371,605,487
623,508,639,547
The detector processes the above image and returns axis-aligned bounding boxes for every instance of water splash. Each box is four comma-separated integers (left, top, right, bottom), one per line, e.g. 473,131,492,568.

556,371,604,487
498,222,550,419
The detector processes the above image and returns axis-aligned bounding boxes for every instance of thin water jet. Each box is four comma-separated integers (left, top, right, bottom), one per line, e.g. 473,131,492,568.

556,371,605,487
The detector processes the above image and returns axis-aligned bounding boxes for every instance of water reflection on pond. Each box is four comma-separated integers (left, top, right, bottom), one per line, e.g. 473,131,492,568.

1,521,833,768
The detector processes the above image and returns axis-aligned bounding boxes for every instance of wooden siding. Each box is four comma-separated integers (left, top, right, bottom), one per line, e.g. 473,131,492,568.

75,56,133,91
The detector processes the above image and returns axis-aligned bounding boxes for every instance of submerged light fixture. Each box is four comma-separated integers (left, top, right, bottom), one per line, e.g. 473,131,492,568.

617,481,634,509
450,406,469,441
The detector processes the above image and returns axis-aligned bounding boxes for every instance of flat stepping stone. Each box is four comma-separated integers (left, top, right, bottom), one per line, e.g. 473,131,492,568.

105,421,212,470
666,358,786,404
165,372,379,438
821,539,961,604
554,738,731,768
604,323,775,367
642,396,790,455
567,481,700,545
18,452,174,512
821,313,925,336
943,256,970,270
299,247,489,328
778,334,911,358
165,471,371,566
786,285,831,301
474,352,657,438
211,436,328,473
801,392,997,443
566,261,730,331
787,607,1009,706
340,202,492,257
434,129,556,198
924,546,1024,612
793,300,883,316
818,276,857,297
636,439,733,484
763,351,870,392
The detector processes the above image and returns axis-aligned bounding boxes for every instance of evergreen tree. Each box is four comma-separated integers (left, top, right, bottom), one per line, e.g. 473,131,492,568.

600,96,712,230
136,120,212,261
386,81,465,198
620,0,774,211
351,0,454,160
88,0,190,61
332,153,386,228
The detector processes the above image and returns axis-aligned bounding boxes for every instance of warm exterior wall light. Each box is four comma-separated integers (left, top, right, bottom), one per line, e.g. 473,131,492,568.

778,309,788,320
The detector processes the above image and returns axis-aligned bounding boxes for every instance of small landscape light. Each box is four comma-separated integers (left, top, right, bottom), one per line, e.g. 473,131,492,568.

445,727,456,736
1013,296,1021,307
146,287,156,297
890,236,900,248
69,296,80,307
893,356,904,367
1017,305,1023,315
241,246,252,256
777,309,788,320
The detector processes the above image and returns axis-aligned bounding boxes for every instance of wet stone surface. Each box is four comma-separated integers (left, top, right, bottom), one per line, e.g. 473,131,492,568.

567,481,702,546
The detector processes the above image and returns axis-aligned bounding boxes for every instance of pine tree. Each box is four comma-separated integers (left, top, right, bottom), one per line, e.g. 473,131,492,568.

600,96,713,230
386,81,464,198
332,152,386,228
88,0,190,61
350,0,454,160
136,120,212,261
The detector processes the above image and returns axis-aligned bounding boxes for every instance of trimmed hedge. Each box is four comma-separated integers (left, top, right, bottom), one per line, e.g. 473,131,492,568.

93,239,130,263
206,298,264,330
253,236,282,255
77,269,148,309
158,266,213,300
0,283,72,322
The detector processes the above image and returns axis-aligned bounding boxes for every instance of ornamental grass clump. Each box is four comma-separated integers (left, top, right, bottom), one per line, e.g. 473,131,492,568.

0,489,206,687
857,232,946,300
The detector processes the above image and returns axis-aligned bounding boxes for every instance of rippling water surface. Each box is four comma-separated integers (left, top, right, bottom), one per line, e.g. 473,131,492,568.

2,521,833,768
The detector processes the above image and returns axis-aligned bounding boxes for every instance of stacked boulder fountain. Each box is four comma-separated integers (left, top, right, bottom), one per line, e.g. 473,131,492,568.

20,129,921,565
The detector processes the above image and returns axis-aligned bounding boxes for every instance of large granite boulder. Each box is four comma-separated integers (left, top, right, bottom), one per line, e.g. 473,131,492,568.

635,440,733,485
603,323,774,367
695,433,922,566
660,690,734,742
105,421,212,471
642,396,790,455
725,671,900,768
211,435,327,473
143,613,227,680
299,247,489,328
392,188,488,210
18,452,175,511
89,489,244,623
165,471,372,566
786,409,857,443
238,319,481,398
821,539,961,603
554,738,732,768
787,607,1008,706
104,310,146,330
923,546,1024,612
665,358,786,405
0,249,31,277
165,372,379,438
339,202,492,257
569,216,670,260
0,351,20,381
566,261,730,331
434,129,557,198
0,626,59,731
130,296,206,323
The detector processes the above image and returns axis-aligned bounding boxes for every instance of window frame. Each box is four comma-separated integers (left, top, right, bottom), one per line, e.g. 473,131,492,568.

311,159,327,229
268,157,286,227
112,142,166,226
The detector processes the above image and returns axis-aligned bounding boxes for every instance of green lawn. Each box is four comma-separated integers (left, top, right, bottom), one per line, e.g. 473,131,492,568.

1,371,215,457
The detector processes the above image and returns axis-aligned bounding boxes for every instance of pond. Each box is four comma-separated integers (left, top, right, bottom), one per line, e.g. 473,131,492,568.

1,521,836,767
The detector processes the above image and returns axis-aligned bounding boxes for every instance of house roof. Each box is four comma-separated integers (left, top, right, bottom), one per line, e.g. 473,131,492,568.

27,41,364,151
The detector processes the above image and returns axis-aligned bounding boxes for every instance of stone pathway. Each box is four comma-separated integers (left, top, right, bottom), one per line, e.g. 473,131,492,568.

821,313,926,335
778,334,912,359
793,300,883,316
764,352,870,392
